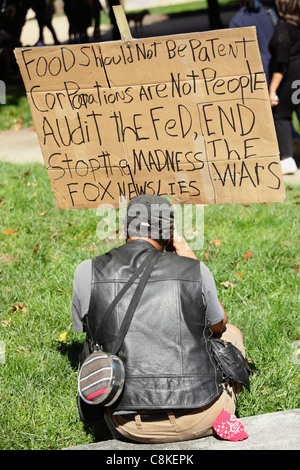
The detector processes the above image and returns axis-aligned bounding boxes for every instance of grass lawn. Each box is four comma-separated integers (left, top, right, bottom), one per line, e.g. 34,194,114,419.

0,3,299,447
0,82,33,131
0,160,299,450
89,0,238,24
124,0,237,15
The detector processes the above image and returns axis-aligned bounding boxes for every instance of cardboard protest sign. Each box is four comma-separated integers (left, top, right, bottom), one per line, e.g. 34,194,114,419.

14,27,286,209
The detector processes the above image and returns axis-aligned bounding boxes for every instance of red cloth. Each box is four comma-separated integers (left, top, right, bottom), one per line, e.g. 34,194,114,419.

212,409,248,441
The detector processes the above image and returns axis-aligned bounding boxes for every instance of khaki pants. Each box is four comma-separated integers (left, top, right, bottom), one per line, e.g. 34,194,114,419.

105,327,245,443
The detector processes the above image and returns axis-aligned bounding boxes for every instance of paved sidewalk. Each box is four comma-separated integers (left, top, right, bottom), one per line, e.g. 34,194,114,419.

0,128,43,164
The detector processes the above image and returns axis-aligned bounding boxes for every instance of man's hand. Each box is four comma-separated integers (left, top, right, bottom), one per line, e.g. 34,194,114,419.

269,72,284,107
269,90,279,107
172,235,199,260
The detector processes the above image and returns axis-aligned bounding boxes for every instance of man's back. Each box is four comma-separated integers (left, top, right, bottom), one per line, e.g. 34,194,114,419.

86,239,223,411
73,194,246,443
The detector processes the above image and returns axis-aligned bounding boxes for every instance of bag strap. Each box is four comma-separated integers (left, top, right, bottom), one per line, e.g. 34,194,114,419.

87,250,161,352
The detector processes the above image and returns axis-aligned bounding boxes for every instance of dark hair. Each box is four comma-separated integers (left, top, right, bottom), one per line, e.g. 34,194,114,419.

124,198,174,247
124,217,172,247
275,0,300,25
239,0,261,12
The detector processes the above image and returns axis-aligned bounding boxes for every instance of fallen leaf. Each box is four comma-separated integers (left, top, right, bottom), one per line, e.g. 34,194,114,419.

204,251,210,261
16,346,26,355
236,271,244,277
50,232,61,239
0,318,14,328
10,303,27,312
33,244,39,253
220,281,237,288
2,227,18,236
0,253,12,263
209,239,223,247
13,122,21,132
39,211,47,217
242,251,252,262
294,265,299,274
87,244,97,251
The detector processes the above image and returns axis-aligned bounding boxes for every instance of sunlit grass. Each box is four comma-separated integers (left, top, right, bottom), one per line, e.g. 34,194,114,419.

0,161,299,449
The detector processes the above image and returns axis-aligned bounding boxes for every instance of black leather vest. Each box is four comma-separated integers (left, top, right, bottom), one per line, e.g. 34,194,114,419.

85,239,223,410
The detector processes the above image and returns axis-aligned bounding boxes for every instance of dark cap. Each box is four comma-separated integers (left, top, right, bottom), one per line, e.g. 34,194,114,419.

125,195,174,240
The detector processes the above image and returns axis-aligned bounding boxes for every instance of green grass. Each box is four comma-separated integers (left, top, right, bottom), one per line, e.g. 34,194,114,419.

1,0,298,450
126,0,237,16
0,161,299,449
0,83,33,130
0,162,113,449
95,0,238,24
202,196,300,417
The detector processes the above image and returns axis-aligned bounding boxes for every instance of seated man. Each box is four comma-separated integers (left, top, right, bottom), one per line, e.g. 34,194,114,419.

72,194,245,443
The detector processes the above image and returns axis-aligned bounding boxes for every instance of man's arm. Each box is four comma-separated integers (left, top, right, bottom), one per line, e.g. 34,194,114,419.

171,235,199,260
72,260,92,333
209,300,228,335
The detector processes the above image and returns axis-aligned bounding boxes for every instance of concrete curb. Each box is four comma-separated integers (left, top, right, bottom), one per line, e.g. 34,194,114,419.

64,409,300,450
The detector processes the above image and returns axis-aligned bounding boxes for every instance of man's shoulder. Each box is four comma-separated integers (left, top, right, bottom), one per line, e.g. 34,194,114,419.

160,251,201,279
165,255,215,283
74,259,92,280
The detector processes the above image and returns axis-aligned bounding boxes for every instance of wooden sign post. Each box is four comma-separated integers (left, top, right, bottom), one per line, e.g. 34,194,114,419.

113,5,132,41
14,9,285,209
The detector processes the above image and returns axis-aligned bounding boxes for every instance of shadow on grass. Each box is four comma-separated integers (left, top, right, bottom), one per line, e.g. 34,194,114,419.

58,340,112,443
58,340,83,369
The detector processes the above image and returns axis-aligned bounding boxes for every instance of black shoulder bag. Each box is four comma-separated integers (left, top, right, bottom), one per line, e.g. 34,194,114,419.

208,332,255,391
77,251,161,421
200,276,255,392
